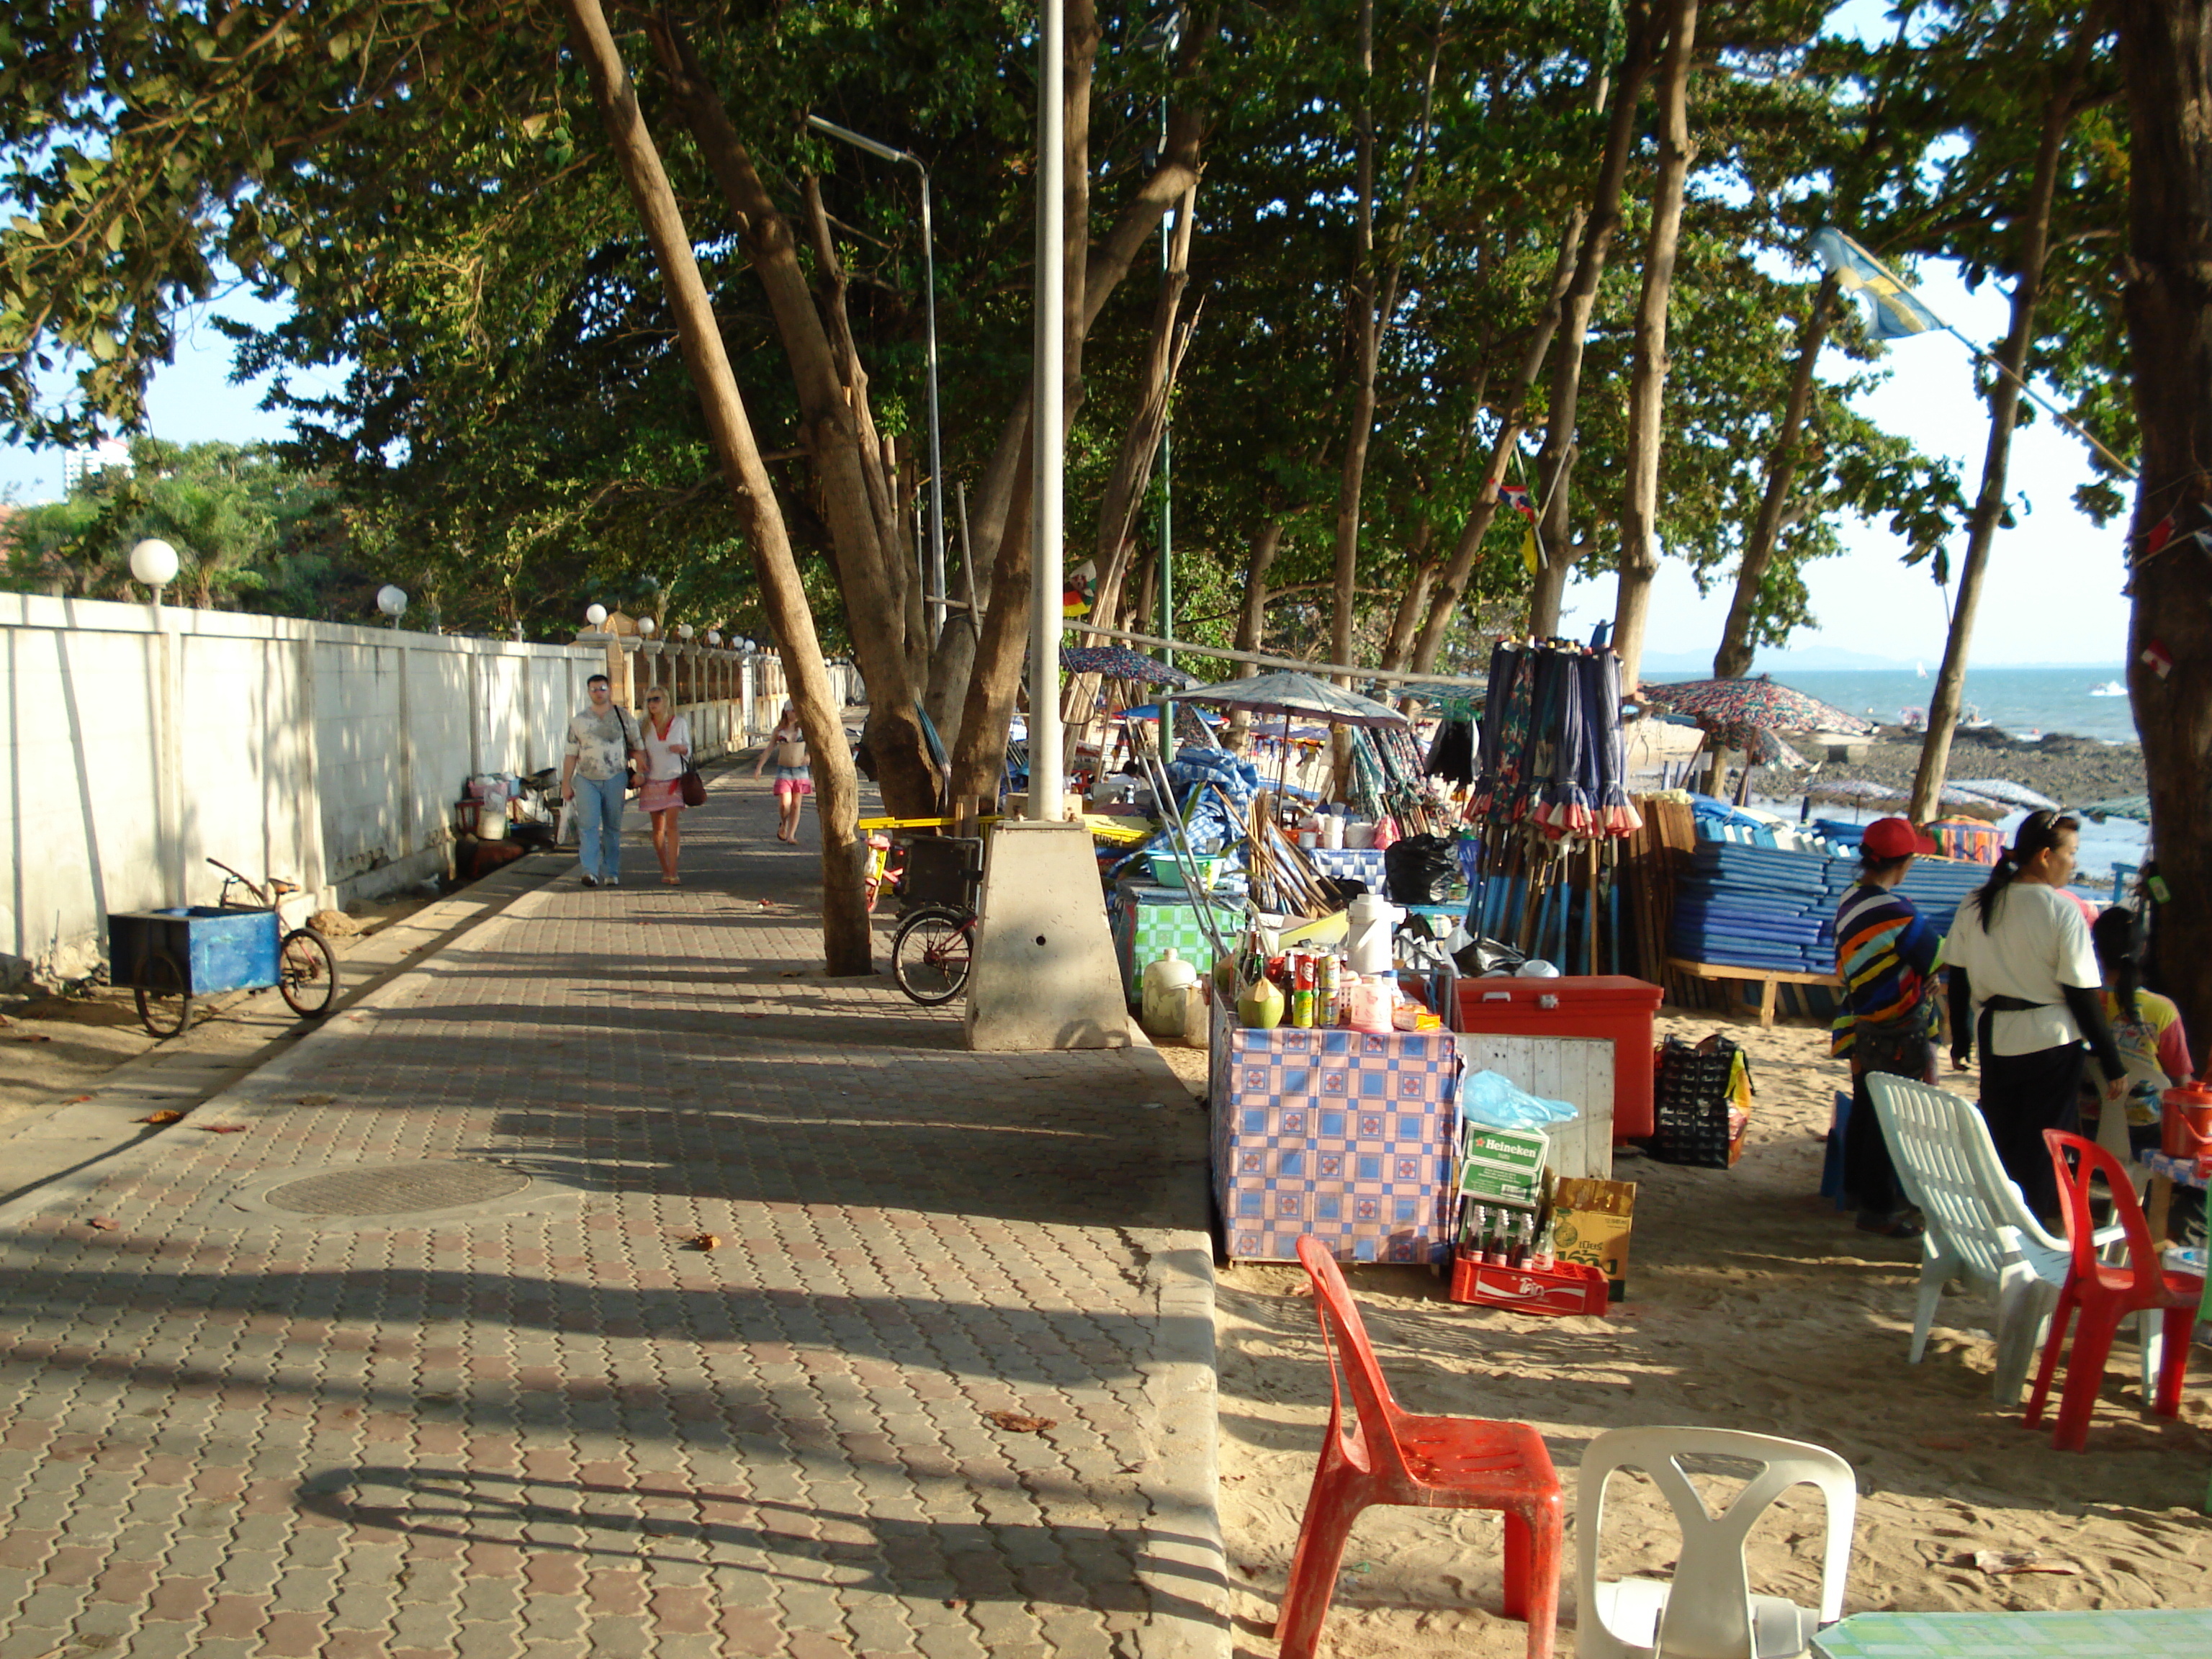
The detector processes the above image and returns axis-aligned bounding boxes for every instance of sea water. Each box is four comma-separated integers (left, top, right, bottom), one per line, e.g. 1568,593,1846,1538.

1771,666,2135,742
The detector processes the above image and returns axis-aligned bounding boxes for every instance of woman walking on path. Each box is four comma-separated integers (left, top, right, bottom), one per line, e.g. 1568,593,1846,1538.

753,703,811,845
561,674,647,889
1832,817,1941,1239
639,689,692,886
1946,810,2128,1216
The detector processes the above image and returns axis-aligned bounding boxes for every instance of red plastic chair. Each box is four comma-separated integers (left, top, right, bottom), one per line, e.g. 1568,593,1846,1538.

2023,1129,2206,1451
1276,1235,1563,1658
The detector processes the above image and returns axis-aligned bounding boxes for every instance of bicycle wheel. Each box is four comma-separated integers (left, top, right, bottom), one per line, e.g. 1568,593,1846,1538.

276,927,340,1017
134,950,193,1039
891,905,974,1005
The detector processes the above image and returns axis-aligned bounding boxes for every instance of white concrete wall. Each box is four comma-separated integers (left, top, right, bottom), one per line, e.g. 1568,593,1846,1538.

0,594,765,987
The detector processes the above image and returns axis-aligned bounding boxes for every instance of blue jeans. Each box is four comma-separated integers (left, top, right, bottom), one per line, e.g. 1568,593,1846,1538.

572,772,626,882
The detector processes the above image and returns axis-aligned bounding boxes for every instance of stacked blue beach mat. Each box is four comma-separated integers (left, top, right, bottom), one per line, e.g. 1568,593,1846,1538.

1670,839,1995,973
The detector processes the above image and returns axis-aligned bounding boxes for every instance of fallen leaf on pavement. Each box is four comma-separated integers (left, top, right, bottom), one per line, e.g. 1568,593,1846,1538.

1969,1550,2081,1575
199,1125,248,1134
942,1598,968,1611
137,1110,184,1125
87,1218,119,1231
297,1094,335,1105
17,1033,50,1043
984,1410,1056,1434
61,1094,92,1104
686,1233,721,1251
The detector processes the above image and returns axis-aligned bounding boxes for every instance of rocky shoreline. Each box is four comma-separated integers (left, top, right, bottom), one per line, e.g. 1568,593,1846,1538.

1824,725,2144,808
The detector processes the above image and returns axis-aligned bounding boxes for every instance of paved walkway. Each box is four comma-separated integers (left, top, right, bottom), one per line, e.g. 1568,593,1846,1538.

0,768,1223,1659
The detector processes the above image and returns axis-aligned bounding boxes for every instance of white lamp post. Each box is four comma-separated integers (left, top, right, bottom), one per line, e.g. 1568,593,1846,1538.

129,538,179,614
585,603,608,629
376,585,408,629
806,113,945,645
639,616,657,638
1028,0,1066,819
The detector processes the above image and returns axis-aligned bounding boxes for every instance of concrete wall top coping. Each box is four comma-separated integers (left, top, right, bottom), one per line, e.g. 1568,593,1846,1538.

0,592,606,658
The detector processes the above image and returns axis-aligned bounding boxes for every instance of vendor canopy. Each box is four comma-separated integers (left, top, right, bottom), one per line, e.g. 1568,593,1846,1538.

1058,644,1200,687
1640,675,1878,741
1175,670,1410,728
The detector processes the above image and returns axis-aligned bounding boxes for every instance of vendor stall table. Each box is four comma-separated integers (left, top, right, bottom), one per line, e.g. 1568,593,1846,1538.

1209,1003,1457,1264
1111,877,1244,1004
1453,975,1663,1141
2139,1146,2206,1244
1812,1607,2212,1658
1668,956,1838,1028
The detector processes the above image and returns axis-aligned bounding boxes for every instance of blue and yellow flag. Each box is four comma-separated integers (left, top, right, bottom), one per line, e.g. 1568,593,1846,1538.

1811,227,1941,341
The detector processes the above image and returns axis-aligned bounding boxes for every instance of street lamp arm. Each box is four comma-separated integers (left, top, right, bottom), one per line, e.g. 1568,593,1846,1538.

806,113,915,168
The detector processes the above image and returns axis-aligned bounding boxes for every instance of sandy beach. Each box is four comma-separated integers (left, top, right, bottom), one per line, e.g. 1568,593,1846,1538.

1157,1010,2212,1657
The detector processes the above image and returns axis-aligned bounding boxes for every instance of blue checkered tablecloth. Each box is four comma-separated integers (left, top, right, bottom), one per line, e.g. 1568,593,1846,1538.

1307,847,1386,888
1209,1005,1458,1264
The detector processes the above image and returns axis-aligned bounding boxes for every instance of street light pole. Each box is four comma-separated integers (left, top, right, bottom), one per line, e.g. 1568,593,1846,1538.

805,114,946,647
1029,0,1066,819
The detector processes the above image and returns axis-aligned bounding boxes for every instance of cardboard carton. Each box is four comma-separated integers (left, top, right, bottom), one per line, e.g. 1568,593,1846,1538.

1458,1125,1549,1208
1549,1176,1637,1301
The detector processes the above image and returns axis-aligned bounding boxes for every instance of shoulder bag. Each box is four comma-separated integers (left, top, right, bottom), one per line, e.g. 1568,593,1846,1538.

679,759,707,807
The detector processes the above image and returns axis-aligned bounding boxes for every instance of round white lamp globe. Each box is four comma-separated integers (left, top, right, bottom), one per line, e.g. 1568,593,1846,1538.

639,617,657,637
706,631,722,646
130,539,181,588
585,603,608,628
676,623,694,641
376,584,408,618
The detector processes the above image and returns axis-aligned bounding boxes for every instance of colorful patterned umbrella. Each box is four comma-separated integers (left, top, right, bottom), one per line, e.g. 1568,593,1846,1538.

1640,676,1877,739
1059,644,1200,688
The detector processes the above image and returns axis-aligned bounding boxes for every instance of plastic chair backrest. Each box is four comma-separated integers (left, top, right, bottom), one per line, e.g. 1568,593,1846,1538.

1866,1075,2064,1278
1295,1235,1407,1471
2044,1129,2158,1285
1578,1426,1856,1659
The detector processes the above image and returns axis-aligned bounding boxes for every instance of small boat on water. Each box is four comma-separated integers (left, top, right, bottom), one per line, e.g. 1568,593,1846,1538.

1915,661,1927,678
2090,679,2127,697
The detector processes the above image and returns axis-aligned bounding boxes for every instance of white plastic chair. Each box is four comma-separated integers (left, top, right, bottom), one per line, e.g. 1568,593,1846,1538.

1866,1074,2124,1404
1575,1427,1856,1659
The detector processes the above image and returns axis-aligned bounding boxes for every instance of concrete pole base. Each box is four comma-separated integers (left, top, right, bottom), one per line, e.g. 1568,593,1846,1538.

963,819,1132,1052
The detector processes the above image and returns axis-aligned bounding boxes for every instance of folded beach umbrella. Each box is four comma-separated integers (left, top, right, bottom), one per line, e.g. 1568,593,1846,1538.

1949,778,2060,812
1174,670,1410,727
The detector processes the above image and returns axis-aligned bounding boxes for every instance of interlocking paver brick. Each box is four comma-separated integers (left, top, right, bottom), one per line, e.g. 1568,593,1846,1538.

0,770,1218,1658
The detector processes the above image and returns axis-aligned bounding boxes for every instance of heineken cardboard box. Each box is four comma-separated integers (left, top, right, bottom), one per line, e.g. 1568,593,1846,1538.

1458,1124,1549,1209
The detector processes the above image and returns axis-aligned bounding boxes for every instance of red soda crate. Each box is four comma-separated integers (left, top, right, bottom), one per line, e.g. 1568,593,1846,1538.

1448,1250,1609,1317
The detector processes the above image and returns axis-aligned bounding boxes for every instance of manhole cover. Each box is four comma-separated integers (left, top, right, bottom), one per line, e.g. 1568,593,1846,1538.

261,1161,531,1217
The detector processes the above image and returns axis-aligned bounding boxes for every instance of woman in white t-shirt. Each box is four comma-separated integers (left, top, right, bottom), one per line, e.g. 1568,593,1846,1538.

1945,811,2127,1216
637,688,693,886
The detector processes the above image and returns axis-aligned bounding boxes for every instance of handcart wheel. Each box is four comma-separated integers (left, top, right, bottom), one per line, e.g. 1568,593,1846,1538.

276,927,341,1017
134,950,193,1039
891,906,974,1005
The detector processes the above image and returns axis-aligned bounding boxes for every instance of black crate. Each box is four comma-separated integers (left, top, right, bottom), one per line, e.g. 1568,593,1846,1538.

1651,1037,1748,1167
902,836,983,909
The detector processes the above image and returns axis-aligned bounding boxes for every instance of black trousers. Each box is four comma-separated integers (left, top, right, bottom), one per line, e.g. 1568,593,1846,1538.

1979,1041,2084,1218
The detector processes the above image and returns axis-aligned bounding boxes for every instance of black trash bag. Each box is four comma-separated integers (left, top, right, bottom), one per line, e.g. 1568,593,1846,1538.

1321,876,1370,907
1452,935,1524,977
1384,834,1459,904
1425,718,1476,784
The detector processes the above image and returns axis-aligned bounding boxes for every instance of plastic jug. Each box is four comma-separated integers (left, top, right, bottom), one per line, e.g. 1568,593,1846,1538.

1141,948,1199,1040
1322,810,1345,851
1346,894,1401,976
1346,973,1394,1033
2162,1082,2212,1158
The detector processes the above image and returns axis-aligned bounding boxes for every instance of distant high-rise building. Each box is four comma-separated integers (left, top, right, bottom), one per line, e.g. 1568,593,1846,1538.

62,438,132,493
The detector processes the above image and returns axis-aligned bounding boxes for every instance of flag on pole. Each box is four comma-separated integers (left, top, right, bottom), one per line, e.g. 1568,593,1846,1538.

1498,482,1537,520
1810,227,1941,341
1521,523,1540,576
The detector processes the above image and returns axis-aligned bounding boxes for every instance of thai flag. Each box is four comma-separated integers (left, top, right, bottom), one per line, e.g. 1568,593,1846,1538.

1498,483,1536,521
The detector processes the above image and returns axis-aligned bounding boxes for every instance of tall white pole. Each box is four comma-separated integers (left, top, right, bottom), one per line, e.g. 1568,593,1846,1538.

1028,0,1066,819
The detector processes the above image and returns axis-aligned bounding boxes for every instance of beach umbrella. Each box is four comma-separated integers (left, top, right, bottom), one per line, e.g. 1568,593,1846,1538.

1949,778,2060,812
1806,779,2008,817
1641,675,1878,738
1174,669,1411,727
2077,793,2152,823
1118,702,1222,724
1058,644,1199,687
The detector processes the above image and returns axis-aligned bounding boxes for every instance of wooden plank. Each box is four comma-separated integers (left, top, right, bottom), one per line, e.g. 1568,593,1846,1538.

1455,1033,1614,1181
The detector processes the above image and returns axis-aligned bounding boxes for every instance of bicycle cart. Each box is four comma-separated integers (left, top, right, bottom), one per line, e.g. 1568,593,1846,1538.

854,822,984,1006
107,860,340,1038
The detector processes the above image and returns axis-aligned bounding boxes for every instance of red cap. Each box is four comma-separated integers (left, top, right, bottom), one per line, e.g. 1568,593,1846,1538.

1862,817,1937,858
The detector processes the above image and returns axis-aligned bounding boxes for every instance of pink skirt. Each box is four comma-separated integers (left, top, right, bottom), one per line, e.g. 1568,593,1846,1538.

639,778,685,814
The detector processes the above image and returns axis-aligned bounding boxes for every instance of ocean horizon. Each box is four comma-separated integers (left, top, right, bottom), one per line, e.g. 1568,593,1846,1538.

1663,665,2139,744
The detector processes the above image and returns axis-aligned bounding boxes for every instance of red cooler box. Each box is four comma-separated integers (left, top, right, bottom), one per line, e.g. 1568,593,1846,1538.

1453,976,1664,1141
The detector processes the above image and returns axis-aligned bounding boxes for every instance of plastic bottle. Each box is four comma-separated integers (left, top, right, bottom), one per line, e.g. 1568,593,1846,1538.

1141,948,1199,1039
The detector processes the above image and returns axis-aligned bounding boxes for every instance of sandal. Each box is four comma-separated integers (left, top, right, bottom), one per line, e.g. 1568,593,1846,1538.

1856,1213,1925,1240
662,876,682,886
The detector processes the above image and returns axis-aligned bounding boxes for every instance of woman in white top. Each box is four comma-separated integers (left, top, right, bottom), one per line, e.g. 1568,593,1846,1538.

637,688,693,886
1945,811,2126,1215
751,702,811,845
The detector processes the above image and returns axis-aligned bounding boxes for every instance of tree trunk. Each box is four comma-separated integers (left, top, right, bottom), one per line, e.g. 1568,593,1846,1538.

1379,521,1438,673
1907,24,2092,822
1611,0,1699,693
2114,0,2212,1043
1226,520,1285,747
562,0,870,972
1714,274,1838,679
642,17,937,819
1531,3,1657,636
1410,211,1583,673
1330,0,1382,692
